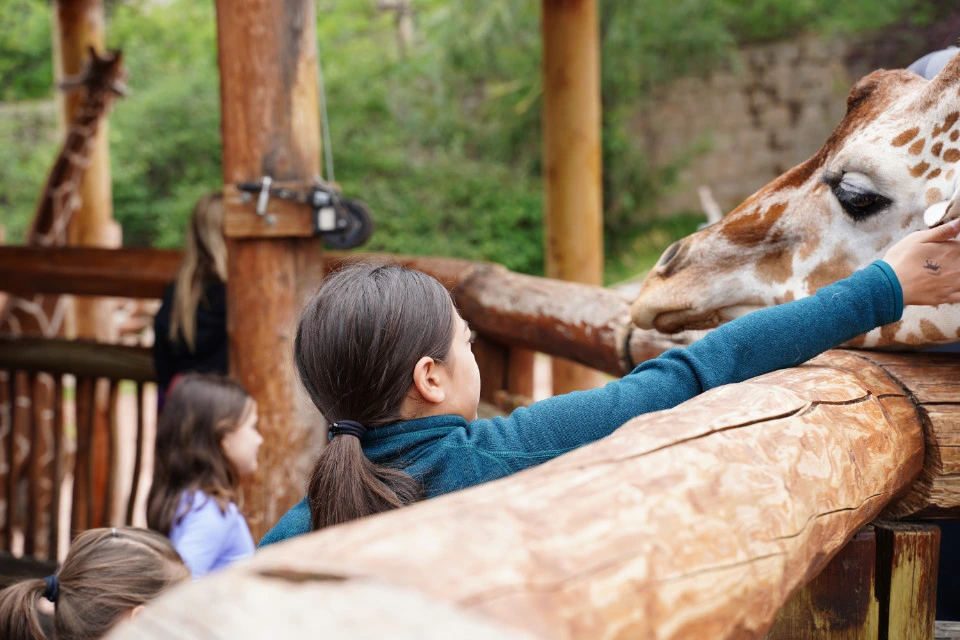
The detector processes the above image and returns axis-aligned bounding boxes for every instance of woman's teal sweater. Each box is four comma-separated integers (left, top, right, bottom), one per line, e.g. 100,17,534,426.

259,261,903,547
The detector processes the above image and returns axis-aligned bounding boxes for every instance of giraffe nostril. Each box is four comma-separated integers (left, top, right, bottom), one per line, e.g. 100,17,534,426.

658,242,681,268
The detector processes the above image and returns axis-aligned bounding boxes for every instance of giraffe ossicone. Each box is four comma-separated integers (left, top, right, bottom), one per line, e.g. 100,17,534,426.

632,50,960,348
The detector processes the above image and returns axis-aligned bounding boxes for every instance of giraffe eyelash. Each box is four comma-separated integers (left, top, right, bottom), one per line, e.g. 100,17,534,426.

822,173,892,221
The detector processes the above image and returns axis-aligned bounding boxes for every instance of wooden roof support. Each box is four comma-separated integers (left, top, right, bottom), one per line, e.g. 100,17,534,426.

112,349,959,639
54,0,120,340
214,0,323,539
541,0,606,394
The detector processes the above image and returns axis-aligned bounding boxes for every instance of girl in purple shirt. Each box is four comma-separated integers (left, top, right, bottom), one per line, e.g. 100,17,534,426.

147,374,263,577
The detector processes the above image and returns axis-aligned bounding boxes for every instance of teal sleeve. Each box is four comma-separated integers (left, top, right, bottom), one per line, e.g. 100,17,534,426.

446,261,903,475
258,498,311,547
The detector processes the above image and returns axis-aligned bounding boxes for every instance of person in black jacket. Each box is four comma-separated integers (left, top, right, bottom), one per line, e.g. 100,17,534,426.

153,193,229,407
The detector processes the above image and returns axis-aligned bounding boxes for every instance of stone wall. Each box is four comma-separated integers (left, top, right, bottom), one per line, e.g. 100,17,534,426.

631,36,855,217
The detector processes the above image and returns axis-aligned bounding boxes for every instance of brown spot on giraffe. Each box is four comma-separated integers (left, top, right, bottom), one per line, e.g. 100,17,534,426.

775,291,796,304
880,321,902,344
927,168,942,180
797,233,820,261
944,149,960,163
892,127,920,147
804,253,854,293
926,187,943,205
873,235,893,252
904,332,924,345
910,161,931,177
931,141,944,157
952,130,960,142
949,170,956,181
909,138,926,155
902,216,915,229
920,319,948,342
933,111,960,138
720,203,787,246
756,247,794,284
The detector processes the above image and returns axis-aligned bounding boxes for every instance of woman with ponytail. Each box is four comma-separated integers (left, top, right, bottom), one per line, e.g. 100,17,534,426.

261,223,960,544
0,527,188,640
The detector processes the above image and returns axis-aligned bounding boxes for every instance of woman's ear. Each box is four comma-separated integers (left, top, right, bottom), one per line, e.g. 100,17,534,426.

127,605,145,621
411,356,446,405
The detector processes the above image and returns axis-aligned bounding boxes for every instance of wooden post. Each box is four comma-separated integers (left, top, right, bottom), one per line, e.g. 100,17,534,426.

875,521,939,640
541,0,605,394
54,0,120,341
215,0,322,539
768,527,880,640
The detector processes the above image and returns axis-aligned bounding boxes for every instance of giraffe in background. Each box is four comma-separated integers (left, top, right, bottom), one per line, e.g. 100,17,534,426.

0,47,127,337
0,47,126,559
631,50,960,349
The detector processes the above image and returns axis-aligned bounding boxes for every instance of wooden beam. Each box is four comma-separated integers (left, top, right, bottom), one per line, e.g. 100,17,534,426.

0,336,154,382
0,247,180,299
108,351,929,639
214,0,322,540
541,0,605,395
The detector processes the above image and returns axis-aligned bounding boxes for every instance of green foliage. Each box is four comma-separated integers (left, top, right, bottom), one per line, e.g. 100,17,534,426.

0,0,53,101
0,105,58,243
0,0,943,278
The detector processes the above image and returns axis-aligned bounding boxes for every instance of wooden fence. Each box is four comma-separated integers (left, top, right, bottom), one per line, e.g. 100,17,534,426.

3,245,956,638
0,245,689,564
111,350,960,640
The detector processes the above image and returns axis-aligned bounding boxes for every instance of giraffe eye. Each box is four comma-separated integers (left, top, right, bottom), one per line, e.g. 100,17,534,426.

824,173,892,221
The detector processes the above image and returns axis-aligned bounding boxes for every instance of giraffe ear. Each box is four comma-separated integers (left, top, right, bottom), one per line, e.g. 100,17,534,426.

924,179,960,227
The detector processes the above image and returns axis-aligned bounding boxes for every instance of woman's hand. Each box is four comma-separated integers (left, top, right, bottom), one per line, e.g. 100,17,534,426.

883,218,960,306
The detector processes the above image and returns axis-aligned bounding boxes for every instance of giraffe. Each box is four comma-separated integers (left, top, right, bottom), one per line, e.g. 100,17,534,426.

631,50,960,349
0,46,127,337
0,47,125,559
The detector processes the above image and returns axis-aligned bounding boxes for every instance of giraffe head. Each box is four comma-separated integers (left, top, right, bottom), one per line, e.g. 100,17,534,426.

631,51,960,348
60,46,128,103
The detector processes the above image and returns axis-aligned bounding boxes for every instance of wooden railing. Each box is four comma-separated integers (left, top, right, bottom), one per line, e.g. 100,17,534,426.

112,349,959,640
0,336,156,563
3,245,959,637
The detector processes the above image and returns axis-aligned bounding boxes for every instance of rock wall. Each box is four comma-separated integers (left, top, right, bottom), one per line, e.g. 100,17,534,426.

632,37,855,217
632,30,959,218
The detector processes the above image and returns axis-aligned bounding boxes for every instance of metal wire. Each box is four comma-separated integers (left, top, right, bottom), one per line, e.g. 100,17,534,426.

316,34,335,184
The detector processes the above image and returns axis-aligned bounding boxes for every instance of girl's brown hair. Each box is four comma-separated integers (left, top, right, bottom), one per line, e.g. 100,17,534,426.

0,527,188,640
296,263,455,529
147,374,252,535
170,192,227,352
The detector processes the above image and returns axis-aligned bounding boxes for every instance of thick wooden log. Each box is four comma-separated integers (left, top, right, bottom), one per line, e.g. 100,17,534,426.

110,351,928,639
0,246,693,374
0,336,154,382
851,351,960,517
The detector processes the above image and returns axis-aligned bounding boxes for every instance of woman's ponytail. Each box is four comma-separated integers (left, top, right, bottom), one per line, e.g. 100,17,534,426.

308,435,423,529
295,263,455,530
0,579,50,640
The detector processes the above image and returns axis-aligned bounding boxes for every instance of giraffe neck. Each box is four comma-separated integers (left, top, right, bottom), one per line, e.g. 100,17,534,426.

30,95,110,247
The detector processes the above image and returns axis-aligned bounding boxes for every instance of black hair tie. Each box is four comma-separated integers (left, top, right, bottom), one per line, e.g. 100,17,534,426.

328,420,367,440
43,575,59,603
